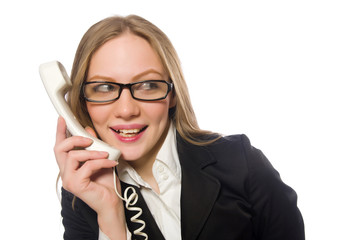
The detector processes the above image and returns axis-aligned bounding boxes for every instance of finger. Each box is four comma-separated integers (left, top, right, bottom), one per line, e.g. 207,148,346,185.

54,136,94,174
77,159,118,180
54,135,93,154
55,116,67,145
67,150,110,167
61,151,112,181
62,151,108,179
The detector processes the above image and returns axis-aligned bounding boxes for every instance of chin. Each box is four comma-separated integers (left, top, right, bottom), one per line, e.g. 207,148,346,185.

118,148,146,162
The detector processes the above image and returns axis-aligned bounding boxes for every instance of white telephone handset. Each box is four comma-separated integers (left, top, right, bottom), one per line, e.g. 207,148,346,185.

39,61,121,161
40,61,148,239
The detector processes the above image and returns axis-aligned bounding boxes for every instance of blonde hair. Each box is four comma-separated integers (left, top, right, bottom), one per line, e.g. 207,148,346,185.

68,15,219,145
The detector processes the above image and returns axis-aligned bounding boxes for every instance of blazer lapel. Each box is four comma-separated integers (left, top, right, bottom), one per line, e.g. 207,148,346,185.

177,135,221,240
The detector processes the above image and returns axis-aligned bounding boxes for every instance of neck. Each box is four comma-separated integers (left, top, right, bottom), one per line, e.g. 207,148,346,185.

128,121,170,193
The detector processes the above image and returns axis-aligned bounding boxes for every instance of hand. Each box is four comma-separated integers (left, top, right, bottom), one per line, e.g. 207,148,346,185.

54,117,127,239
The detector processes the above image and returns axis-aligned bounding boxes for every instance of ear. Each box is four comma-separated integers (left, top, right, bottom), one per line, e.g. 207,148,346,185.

169,93,177,108
85,126,98,138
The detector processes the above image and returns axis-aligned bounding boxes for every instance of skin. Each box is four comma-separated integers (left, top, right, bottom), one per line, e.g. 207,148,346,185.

55,32,175,239
86,32,175,181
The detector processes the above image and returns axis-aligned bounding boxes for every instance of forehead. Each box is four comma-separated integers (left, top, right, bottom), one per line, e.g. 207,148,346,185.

88,33,166,80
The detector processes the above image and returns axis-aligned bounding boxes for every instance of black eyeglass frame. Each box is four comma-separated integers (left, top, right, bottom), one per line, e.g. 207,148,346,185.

82,80,174,103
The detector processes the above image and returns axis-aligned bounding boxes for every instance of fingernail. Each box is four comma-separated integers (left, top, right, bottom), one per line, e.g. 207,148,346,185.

100,151,109,156
84,137,93,143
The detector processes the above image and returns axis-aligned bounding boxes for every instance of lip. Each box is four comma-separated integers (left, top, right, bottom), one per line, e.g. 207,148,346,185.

110,124,148,143
111,124,147,130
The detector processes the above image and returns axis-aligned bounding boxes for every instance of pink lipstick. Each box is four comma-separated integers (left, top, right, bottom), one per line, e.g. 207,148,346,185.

110,124,148,143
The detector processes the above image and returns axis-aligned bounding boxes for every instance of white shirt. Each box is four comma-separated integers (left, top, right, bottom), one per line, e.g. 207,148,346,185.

99,123,182,240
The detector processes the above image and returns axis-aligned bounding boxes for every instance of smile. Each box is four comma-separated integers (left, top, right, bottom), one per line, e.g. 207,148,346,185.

111,126,148,137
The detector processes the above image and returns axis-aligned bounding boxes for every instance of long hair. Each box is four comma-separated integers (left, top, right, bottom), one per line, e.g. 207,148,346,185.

68,15,219,145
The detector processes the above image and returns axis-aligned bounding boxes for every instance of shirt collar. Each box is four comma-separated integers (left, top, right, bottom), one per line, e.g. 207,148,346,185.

155,122,181,180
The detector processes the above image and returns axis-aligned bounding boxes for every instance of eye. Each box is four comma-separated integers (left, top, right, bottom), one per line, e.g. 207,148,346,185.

137,81,160,91
92,83,117,93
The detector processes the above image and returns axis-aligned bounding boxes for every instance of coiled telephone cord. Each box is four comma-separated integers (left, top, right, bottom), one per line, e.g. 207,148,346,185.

113,166,148,240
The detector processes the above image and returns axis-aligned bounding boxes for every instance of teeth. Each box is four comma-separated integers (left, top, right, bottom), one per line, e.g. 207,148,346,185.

118,129,141,134
115,128,144,137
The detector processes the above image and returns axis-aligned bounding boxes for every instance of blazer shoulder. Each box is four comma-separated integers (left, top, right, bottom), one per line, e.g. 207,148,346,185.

206,134,305,239
207,133,253,149
210,133,286,190
207,133,259,163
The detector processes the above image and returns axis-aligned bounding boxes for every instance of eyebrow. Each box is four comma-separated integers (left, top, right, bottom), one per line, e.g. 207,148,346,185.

87,69,165,82
133,69,165,79
87,75,114,82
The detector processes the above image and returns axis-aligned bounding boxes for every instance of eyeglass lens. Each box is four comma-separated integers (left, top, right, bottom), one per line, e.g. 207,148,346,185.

84,80,171,102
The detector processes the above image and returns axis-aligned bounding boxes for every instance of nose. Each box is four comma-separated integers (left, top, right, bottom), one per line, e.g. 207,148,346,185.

112,88,140,119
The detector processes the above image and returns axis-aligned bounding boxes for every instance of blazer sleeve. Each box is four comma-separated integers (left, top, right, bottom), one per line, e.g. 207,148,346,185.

61,188,99,240
240,135,305,240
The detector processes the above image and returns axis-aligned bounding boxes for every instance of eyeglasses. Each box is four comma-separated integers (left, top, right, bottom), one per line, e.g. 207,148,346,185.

82,80,173,103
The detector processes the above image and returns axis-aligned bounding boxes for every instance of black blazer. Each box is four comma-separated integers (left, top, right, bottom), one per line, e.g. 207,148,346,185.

61,134,304,240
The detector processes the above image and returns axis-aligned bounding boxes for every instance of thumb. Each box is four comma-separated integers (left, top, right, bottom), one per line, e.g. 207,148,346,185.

85,126,98,138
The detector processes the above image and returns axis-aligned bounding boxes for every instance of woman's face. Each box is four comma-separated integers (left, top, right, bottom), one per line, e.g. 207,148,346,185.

86,33,174,164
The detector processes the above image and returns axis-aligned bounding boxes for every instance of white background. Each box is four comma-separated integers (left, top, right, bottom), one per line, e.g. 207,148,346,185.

0,0,361,239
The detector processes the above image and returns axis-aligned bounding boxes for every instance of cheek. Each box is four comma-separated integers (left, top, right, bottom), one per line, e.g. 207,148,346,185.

86,99,171,127
141,101,171,123
86,103,112,127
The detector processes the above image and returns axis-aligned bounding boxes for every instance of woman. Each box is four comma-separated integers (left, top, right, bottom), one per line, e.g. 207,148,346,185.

55,15,304,240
